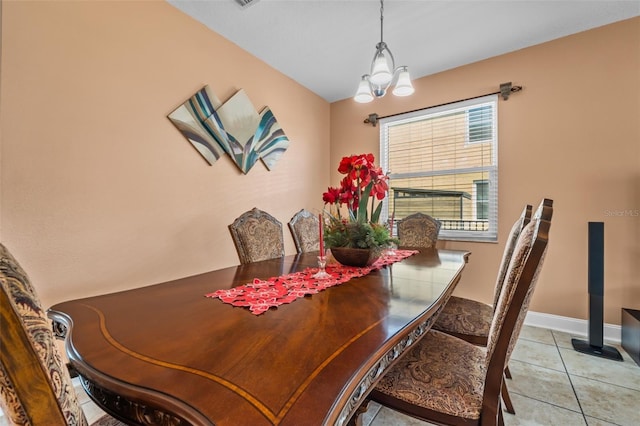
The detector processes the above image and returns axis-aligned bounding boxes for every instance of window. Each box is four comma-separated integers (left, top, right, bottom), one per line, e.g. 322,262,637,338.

467,105,493,143
474,179,489,220
380,95,498,242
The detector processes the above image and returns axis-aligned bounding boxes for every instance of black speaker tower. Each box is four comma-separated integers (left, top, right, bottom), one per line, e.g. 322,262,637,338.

571,222,623,360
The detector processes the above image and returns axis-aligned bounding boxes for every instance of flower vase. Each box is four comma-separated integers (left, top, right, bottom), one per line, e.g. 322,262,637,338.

330,247,382,267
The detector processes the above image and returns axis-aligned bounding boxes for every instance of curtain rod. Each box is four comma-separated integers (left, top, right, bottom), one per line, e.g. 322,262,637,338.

363,82,522,127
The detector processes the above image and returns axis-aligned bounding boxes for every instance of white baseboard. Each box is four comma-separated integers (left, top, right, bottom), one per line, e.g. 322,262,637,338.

525,311,621,344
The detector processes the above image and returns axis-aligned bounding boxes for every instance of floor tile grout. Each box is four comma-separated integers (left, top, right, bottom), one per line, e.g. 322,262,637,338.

567,372,640,393
510,357,567,373
553,330,590,425
509,390,583,415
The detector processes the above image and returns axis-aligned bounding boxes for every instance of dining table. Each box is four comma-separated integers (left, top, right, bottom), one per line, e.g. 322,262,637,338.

48,248,469,426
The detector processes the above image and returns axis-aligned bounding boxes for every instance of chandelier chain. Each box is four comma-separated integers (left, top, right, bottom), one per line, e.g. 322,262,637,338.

379,0,384,45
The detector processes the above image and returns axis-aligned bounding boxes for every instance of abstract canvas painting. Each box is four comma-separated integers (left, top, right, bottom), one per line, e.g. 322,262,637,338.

168,86,290,174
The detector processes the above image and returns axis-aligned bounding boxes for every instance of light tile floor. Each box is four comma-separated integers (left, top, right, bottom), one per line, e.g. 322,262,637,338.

1,326,638,426
363,325,640,426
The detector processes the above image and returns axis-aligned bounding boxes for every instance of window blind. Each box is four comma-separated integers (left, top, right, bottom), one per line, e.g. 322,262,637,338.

380,94,498,242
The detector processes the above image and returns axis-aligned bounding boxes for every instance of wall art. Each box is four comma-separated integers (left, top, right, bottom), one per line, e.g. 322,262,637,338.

168,86,290,174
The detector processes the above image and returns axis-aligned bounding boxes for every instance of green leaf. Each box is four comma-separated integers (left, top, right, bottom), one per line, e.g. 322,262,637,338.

357,181,373,224
371,201,383,224
348,208,356,222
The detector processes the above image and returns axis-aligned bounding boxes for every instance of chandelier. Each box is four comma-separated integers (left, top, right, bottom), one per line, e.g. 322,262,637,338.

354,0,414,103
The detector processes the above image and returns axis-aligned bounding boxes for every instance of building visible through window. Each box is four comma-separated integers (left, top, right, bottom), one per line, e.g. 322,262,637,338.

474,179,489,220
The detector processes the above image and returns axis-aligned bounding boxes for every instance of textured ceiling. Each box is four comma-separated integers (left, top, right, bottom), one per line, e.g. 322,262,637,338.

168,0,640,102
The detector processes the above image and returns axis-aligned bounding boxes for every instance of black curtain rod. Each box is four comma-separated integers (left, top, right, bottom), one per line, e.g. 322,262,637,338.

364,82,522,126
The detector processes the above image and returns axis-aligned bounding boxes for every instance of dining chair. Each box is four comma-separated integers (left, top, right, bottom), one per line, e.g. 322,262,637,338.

0,243,126,426
431,203,534,414
229,207,285,264
396,212,441,248
288,209,319,253
360,198,553,426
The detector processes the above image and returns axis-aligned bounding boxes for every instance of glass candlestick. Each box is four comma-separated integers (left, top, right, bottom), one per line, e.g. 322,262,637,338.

312,255,331,279
385,243,397,257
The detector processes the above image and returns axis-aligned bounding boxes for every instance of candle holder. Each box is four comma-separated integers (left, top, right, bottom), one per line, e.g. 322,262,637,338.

311,255,331,279
385,243,397,257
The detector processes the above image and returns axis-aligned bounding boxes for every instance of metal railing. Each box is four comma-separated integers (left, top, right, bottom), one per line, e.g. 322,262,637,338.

438,219,488,231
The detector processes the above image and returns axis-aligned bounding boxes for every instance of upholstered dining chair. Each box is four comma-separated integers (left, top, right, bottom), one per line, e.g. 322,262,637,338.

229,207,285,264
396,212,441,248
431,203,534,414
288,209,319,253
359,198,553,426
0,243,125,426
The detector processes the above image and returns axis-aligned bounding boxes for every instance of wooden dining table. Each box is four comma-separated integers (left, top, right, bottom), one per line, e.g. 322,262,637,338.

48,248,469,426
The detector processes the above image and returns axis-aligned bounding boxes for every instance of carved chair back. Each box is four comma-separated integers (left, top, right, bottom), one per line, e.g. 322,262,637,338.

396,212,441,248
0,243,89,426
288,209,319,253
491,204,533,310
229,207,285,264
482,198,553,421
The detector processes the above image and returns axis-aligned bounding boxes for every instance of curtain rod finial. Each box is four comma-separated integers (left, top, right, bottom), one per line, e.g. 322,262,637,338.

500,82,522,100
364,113,379,127
500,82,512,100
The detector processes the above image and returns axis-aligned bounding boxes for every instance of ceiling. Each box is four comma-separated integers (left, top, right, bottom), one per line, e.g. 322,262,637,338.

167,0,640,103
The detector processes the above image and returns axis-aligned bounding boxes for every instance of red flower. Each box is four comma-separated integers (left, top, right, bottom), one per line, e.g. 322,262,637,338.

337,155,354,174
322,187,341,204
372,179,389,200
324,153,390,223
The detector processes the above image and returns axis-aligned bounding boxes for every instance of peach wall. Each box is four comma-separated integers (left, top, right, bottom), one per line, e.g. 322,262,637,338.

1,2,638,327
0,1,330,309
331,17,640,326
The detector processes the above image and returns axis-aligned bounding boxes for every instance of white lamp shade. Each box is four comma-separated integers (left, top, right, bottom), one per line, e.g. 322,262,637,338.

392,68,414,97
369,53,393,86
354,77,374,103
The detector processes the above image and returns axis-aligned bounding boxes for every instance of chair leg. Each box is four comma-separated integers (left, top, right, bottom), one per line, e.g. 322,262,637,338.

347,399,371,426
501,381,516,415
505,364,512,380
498,405,505,426
66,363,78,378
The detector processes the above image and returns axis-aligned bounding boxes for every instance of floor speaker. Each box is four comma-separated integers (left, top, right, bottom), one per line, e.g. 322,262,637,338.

571,222,623,360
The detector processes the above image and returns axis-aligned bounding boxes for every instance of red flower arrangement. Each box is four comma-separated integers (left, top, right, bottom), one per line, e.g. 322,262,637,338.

322,153,395,250
323,153,389,222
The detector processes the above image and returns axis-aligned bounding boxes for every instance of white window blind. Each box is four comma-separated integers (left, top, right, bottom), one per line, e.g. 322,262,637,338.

380,94,498,242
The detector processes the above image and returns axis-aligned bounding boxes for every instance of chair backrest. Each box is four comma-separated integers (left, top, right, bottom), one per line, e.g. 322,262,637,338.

288,209,319,254
396,212,441,248
491,204,533,310
481,198,553,422
228,207,285,264
0,243,89,426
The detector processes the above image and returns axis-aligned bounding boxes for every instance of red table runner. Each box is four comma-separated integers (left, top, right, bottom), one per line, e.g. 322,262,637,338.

205,249,418,315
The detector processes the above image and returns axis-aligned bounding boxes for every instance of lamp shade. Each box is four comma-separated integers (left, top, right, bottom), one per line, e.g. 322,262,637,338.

354,76,374,103
392,67,414,97
369,51,393,86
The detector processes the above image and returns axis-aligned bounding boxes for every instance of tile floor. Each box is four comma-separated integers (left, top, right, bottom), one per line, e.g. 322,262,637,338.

363,325,640,426
1,326,638,426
